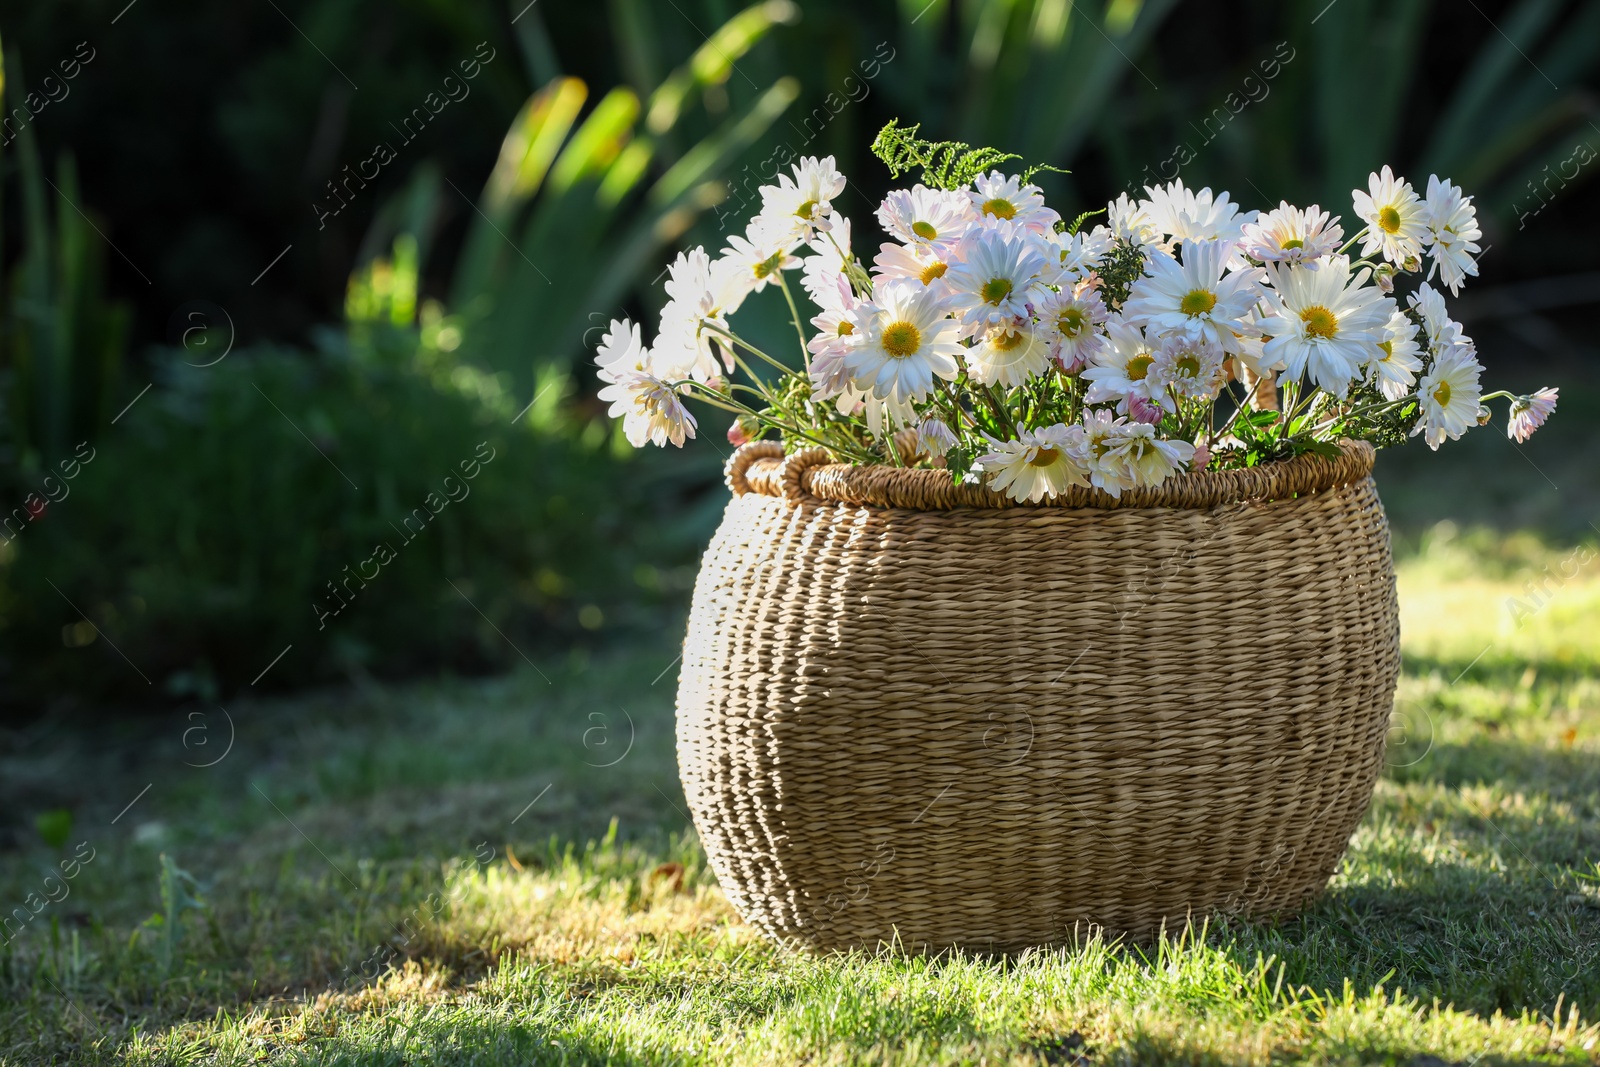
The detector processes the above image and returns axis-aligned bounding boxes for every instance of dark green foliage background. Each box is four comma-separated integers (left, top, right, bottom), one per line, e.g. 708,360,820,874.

0,0,1594,710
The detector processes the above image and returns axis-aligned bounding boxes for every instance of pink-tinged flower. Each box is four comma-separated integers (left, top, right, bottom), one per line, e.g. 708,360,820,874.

727,419,751,447
1036,282,1109,372
1191,442,1210,472
1508,387,1558,443
1127,394,1165,425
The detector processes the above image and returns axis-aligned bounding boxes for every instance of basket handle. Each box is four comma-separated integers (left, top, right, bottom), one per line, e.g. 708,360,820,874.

724,441,784,496
724,442,833,503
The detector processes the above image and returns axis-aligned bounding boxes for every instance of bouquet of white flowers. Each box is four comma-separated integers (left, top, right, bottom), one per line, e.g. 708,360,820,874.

595,122,1557,503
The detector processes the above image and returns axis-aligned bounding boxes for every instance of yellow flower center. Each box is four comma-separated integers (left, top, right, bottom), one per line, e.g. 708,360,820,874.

1281,238,1304,250
836,320,855,337
1377,339,1393,360
1300,305,1338,339
1179,289,1217,316
881,321,922,358
1377,206,1401,233
795,199,818,220
1028,446,1060,467
1058,308,1086,336
1433,381,1452,407
981,198,1017,220
753,251,785,279
1126,354,1154,381
911,220,939,240
991,329,1027,352
981,277,1014,305
919,260,948,285
1175,354,1201,378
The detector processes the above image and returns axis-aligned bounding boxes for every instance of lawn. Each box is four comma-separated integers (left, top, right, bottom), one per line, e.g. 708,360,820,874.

3,527,1599,1065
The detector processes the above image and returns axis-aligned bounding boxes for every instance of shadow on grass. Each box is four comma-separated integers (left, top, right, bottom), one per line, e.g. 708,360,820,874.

1218,854,1600,1020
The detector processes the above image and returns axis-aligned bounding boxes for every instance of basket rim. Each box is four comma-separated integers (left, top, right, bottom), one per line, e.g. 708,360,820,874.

725,439,1377,511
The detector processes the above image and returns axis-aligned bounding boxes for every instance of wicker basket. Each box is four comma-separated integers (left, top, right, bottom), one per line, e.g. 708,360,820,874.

676,440,1399,952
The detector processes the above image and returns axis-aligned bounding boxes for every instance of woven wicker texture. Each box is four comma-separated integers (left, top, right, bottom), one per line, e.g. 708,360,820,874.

678,441,1400,952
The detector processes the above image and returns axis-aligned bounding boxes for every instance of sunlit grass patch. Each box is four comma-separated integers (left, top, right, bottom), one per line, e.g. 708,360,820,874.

4,537,1600,1065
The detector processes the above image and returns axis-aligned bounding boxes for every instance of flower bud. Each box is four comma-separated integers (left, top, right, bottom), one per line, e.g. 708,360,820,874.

915,418,959,457
1128,394,1164,425
727,416,759,447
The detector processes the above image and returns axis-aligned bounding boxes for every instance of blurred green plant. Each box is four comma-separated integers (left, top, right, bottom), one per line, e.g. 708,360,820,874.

358,2,805,400
0,47,130,475
0,333,718,709
1093,0,1600,229
140,854,204,974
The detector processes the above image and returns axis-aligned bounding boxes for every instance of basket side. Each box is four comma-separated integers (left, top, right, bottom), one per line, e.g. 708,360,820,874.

678,468,1399,951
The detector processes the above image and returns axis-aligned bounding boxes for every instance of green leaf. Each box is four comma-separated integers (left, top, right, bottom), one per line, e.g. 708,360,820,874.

35,809,73,849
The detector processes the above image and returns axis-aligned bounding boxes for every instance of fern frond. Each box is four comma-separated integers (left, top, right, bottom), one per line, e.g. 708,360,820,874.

1063,208,1104,235
1020,162,1070,184
870,119,1022,191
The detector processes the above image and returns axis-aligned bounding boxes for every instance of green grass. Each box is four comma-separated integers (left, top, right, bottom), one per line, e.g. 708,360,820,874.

3,531,1600,1066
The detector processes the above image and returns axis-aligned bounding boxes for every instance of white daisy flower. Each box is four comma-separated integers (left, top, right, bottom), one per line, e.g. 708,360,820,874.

916,417,959,457
1083,321,1163,413
1077,409,1137,498
943,229,1049,329
1507,387,1558,443
968,171,1060,234
876,184,974,252
1046,225,1115,283
1413,345,1483,450
755,155,847,243
1121,239,1261,356
1139,180,1256,248
1365,307,1423,401
595,319,697,448
1102,422,1195,489
1352,166,1426,267
1408,281,1465,353
1239,202,1344,263
1107,192,1159,246
871,241,953,295
805,277,871,414
596,317,650,376
1421,175,1481,296
967,320,1052,389
861,392,922,437
653,248,749,380
977,423,1089,503
845,279,963,405
1149,332,1226,404
1035,283,1109,372
1258,255,1393,398
799,218,855,307
807,271,861,383
721,222,801,296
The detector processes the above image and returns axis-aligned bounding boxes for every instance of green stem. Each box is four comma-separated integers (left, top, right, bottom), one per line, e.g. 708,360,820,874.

675,382,754,417
1305,395,1412,436
978,381,1015,437
775,273,813,373
700,321,794,377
